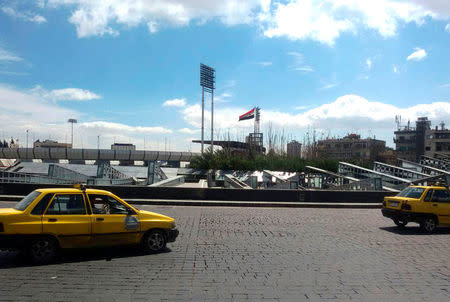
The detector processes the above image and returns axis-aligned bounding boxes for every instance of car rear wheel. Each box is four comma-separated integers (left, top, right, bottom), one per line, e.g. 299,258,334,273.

142,230,166,253
420,217,437,233
393,218,407,227
29,236,59,264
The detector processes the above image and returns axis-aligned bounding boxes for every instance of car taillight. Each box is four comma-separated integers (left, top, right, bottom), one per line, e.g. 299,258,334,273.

401,203,412,210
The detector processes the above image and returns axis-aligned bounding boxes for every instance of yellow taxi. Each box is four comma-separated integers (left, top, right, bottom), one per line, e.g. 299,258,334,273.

0,186,178,263
382,184,450,233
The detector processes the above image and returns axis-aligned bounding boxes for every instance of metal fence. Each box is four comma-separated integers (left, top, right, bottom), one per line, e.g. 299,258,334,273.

0,171,75,184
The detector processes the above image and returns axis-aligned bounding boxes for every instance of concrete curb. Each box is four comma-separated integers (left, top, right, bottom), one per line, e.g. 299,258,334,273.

0,195,381,209
128,199,381,208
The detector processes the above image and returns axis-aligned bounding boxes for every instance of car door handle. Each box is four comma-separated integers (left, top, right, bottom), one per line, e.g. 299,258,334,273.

48,218,57,222
96,217,104,221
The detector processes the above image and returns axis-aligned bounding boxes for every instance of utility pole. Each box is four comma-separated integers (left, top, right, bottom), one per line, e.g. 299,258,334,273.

97,135,100,149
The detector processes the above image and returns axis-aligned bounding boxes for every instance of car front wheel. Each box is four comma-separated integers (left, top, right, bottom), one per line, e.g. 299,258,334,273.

29,236,59,264
420,217,437,233
142,230,167,253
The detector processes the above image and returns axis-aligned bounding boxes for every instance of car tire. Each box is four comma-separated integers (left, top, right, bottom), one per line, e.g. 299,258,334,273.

141,230,166,253
29,236,59,264
393,218,407,228
420,216,437,234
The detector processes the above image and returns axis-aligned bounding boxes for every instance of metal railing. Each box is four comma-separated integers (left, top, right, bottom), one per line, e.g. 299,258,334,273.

0,171,75,184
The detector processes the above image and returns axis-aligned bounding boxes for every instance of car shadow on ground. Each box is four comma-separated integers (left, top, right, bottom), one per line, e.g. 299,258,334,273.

380,225,450,235
0,246,171,269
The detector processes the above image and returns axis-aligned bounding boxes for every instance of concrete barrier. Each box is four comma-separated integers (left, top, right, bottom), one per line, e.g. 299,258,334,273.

0,183,396,203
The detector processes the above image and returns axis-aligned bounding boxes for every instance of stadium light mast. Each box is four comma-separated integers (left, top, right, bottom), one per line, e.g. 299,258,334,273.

200,63,215,154
68,118,77,148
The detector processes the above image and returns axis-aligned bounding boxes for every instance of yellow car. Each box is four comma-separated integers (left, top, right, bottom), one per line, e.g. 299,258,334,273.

382,184,450,233
0,186,178,263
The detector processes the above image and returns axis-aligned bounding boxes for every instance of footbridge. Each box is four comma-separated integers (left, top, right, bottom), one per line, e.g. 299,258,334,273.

0,148,199,163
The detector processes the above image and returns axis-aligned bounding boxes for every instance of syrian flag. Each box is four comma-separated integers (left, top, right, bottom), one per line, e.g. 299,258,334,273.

239,108,255,121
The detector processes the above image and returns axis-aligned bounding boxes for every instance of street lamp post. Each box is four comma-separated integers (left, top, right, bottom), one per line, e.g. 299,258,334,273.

26,129,29,159
67,119,77,148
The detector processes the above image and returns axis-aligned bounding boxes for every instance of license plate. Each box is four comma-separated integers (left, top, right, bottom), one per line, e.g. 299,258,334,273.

390,202,399,207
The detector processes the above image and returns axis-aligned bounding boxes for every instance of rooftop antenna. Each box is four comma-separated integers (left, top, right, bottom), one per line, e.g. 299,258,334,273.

395,115,401,130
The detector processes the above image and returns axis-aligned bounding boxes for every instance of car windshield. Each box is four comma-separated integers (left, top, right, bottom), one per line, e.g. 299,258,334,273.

396,187,425,199
14,191,42,211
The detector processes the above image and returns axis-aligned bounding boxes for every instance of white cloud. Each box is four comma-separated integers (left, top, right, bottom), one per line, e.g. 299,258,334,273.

295,66,314,73
262,0,443,45
392,64,399,73
0,71,28,76
80,121,172,134
256,61,272,66
47,0,263,38
294,105,312,111
0,47,22,62
31,86,101,101
1,6,47,23
320,83,339,90
287,51,314,73
215,92,232,103
36,0,450,44
0,85,78,122
366,58,372,70
180,95,450,141
178,127,198,134
263,1,354,45
163,98,186,107
49,88,100,101
0,85,176,149
406,47,427,61
446,23,450,32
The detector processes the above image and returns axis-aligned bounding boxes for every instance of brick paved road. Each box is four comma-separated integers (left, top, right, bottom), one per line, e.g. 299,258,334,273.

1,202,450,301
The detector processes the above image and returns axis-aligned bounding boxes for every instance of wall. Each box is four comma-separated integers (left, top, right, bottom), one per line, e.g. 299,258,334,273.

0,183,396,203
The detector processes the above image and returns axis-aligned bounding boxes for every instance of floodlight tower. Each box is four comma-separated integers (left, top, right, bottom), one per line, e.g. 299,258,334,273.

200,63,215,154
68,118,77,147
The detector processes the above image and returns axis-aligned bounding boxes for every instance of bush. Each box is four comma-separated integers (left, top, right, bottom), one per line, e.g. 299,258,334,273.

189,149,341,172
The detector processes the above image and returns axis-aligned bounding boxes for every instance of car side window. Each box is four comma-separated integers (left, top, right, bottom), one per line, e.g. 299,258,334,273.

88,194,129,215
432,189,450,203
423,189,433,202
45,194,86,215
31,193,54,215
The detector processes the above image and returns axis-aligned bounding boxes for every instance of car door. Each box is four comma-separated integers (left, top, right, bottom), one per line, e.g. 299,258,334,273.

42,193,91,248
431,189,450,225
87,194,140,247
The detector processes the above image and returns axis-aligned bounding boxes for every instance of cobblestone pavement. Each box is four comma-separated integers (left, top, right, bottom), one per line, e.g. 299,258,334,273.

1,202,450,301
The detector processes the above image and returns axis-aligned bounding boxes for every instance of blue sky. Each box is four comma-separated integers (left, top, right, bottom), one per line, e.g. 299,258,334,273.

0,0,449,151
